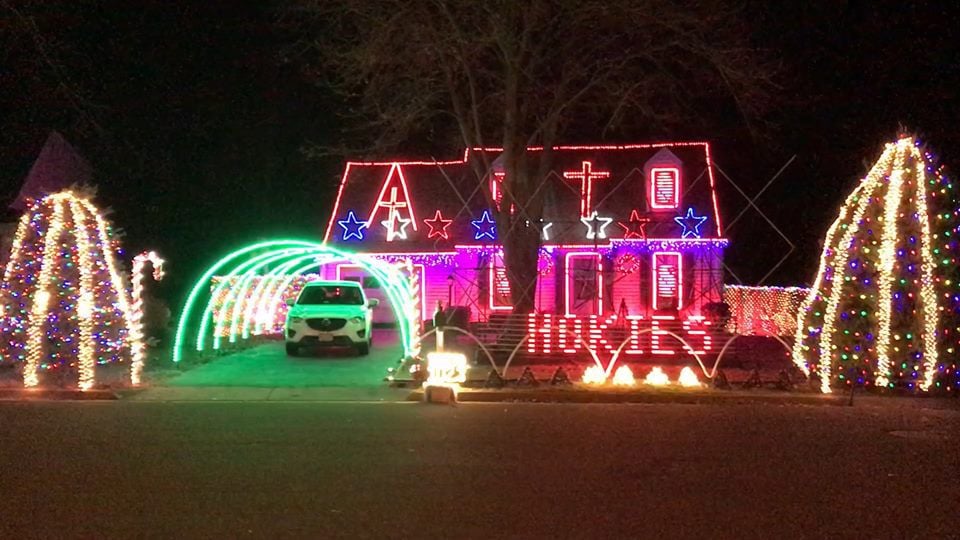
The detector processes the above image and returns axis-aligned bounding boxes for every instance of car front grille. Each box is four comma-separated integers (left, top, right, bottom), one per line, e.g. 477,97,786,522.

306,318,347,331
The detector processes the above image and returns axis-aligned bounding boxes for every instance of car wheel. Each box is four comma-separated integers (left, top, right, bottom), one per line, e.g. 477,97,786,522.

357,341,370,356
285,343,300,357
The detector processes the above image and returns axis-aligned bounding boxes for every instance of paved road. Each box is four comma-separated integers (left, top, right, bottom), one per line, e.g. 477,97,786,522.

1,400,957,539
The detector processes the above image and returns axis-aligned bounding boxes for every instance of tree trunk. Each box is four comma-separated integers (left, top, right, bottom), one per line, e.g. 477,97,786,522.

502,219,539,314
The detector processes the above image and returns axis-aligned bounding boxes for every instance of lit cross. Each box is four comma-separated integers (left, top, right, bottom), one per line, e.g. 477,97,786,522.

369,183,418,232
674,207,708,238
563,161,610,218
381,210,411,241
471,210,497,241
337,210,368,241
581,211,613,240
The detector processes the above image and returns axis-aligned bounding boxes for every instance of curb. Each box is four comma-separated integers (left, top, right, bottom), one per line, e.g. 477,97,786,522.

408,387,960,408
414,386,960,406
408,387,841,405
0,388,120,401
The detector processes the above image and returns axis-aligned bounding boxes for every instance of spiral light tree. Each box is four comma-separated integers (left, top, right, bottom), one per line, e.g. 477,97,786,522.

0,190,142,390
793,137,960,394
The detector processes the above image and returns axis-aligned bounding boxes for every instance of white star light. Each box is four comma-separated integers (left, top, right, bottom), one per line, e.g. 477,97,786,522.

581,211,613,240
381,211,411,241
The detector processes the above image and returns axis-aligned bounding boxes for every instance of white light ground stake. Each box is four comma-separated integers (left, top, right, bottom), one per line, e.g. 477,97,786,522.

582,364,607,385
678,366,701,388
611,365,636,387
644,366,670,386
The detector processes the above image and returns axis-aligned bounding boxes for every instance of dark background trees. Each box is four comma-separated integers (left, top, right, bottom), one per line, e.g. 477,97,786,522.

0,0,958,304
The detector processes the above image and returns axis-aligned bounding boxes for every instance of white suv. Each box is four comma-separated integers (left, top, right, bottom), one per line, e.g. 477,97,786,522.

284,281,378,356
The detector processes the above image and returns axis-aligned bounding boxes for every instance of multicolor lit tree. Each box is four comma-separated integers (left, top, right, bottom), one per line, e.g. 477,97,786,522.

793,137,960,393
0,190,139,389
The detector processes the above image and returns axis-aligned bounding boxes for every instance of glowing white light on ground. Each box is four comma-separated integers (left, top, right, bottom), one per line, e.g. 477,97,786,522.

611,365,636,386
581,365,606,385
678,366,701,387
644,366,670,386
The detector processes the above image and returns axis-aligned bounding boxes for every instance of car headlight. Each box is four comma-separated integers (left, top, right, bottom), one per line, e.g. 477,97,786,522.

289,316,304,323
349,316,363,324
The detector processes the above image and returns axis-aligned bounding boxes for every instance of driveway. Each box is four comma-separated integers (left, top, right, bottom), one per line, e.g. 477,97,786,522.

133,329,408,401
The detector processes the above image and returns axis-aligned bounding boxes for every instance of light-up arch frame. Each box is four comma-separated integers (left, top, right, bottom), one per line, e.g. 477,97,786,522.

173,240,422,363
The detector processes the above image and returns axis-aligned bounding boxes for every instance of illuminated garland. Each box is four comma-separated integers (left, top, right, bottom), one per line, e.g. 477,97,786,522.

0,191,139,389
793,138,956,393
616,253,640,275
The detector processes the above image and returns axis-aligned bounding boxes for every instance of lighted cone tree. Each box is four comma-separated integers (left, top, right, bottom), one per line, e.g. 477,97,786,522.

793,137,960,394
0,190,143,390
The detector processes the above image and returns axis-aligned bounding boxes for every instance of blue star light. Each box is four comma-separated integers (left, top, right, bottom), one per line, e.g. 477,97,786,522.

337,211,368,241
471,210,497,241
674,207,708,238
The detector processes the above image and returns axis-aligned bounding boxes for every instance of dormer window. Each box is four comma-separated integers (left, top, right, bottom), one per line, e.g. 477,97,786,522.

644,148,683,211
650,167,680,209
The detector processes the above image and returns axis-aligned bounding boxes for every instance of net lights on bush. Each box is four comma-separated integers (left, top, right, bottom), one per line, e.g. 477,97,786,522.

0,191,143,389
724,285,811,337
793,137,954,393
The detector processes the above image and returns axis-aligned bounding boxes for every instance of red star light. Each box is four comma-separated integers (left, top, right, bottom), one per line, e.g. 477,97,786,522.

423,210,453,240
618,209,650,240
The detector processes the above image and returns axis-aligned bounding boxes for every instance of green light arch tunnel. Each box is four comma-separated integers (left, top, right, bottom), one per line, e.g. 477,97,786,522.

173,240,422,363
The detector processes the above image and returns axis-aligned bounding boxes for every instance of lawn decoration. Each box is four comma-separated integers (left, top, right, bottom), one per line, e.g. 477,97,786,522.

581,364,606,385
0,190,147,389
611,365,636,386
793,137,960,393
643,366,670,386
678,366,701,387
129,251,165,385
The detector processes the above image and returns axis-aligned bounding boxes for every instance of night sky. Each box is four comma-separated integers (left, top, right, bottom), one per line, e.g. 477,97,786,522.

2,1,958,301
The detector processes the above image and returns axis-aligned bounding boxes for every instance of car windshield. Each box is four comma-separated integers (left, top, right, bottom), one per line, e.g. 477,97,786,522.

297,285,363,305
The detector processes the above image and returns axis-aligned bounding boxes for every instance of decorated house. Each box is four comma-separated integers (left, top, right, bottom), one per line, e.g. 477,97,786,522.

322,142,729,357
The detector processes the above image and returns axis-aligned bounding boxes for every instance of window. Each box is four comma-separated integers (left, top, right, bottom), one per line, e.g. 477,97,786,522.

297,285,364,306
649,167,680,210
652,252,682,310
564,253,603,316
